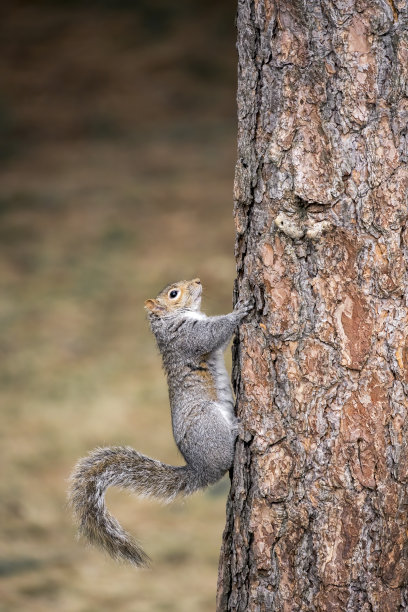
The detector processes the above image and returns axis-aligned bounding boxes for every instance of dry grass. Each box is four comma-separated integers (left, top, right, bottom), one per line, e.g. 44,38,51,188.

0,2,237,610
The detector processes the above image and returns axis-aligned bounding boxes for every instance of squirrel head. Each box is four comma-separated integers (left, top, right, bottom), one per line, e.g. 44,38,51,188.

144,278,202,317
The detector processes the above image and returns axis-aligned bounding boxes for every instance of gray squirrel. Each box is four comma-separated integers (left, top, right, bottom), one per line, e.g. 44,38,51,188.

69,278,253,566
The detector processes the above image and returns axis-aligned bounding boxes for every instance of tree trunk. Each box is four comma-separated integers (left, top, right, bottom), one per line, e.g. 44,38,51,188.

217,1,408,610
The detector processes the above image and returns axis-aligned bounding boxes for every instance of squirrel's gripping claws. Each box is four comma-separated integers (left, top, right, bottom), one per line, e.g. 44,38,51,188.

234,297,255,317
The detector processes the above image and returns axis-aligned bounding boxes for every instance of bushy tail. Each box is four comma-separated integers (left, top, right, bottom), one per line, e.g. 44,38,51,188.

68,446,203,566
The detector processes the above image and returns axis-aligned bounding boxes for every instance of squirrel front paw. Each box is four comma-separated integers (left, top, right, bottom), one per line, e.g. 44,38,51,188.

234,297,254,318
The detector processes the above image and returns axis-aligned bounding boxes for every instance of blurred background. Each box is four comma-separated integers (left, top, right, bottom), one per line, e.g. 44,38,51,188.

0,1,238,610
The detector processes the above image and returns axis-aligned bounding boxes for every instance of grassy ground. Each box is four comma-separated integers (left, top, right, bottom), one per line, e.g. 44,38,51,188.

0,2,237,610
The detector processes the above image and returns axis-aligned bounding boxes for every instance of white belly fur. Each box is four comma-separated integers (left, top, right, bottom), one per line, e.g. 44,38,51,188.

208,349,235,427
184,310,236,428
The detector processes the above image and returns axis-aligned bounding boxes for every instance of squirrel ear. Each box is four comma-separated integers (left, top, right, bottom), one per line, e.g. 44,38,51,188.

144,299,165,315
144,299,157,312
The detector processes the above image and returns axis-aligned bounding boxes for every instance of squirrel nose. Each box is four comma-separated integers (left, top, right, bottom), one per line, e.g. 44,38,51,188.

193,278,201,285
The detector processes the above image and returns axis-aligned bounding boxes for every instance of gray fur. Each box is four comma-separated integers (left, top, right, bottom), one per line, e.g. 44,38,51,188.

69,280,252,566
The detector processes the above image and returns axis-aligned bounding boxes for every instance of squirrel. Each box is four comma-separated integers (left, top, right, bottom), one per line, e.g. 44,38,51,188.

69,278,253,566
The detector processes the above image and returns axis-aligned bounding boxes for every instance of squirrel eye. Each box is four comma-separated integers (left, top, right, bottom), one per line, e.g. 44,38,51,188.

169,289,179,299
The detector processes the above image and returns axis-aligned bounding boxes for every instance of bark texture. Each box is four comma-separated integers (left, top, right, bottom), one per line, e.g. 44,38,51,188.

217,1,408,610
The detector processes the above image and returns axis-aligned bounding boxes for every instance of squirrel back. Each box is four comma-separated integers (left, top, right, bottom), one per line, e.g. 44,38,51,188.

69,278,252,566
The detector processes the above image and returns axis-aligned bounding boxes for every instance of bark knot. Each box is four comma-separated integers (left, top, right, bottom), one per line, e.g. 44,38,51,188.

274,211,332,241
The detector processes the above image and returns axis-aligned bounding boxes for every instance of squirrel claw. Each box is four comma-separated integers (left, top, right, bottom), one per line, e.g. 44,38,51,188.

234,297,255,317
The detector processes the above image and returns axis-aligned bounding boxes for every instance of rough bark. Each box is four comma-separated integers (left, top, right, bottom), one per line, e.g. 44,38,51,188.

217,1,408,610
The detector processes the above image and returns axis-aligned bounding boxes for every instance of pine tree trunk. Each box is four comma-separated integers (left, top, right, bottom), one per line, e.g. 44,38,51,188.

217,1,408,610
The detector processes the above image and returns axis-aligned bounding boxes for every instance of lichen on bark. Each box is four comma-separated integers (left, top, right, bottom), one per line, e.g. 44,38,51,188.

217,1,408,610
